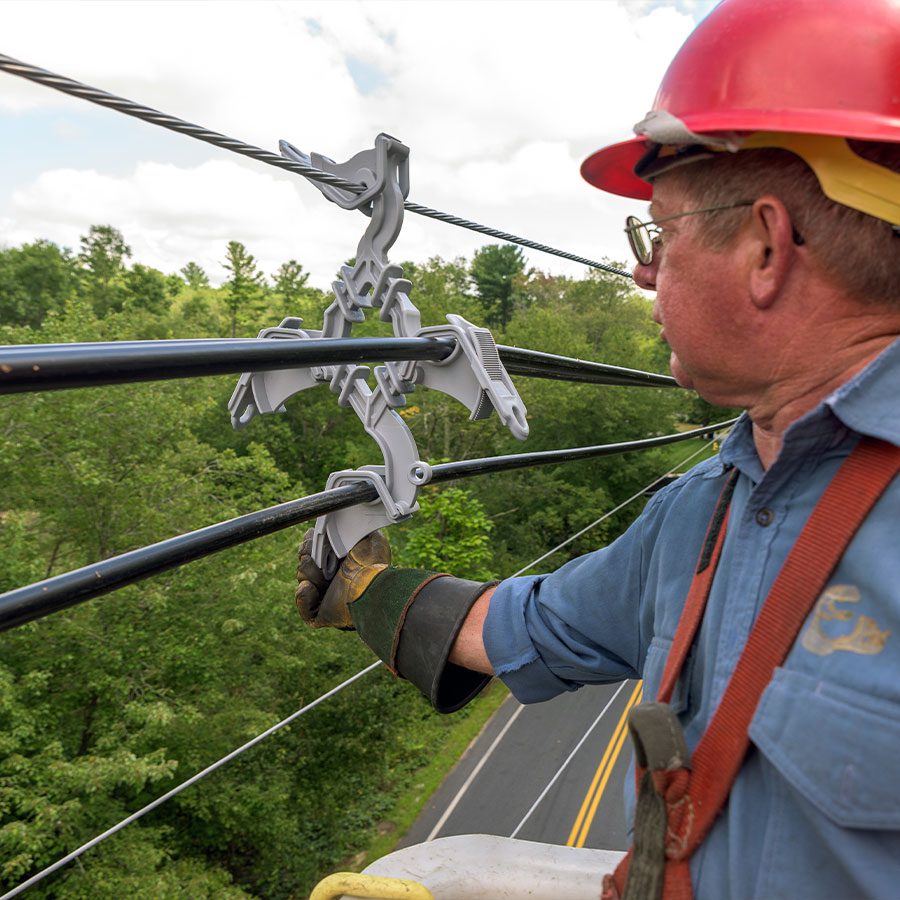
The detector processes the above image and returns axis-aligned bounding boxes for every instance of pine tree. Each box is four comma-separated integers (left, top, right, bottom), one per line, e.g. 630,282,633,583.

222,241,264,337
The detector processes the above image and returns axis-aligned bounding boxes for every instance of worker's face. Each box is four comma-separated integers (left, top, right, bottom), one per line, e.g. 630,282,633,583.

632,179,751,404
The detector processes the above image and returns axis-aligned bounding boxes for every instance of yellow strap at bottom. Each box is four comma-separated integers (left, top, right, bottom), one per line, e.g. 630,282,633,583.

309,871,435,900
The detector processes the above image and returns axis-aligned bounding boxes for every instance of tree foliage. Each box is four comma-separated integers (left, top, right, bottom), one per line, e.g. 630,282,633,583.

470,243,526,330
272,259,312,319
393,486,494,580
77,225,132,317
180,261,209,290
0,228,713,898
0,240,77,327
223,241,265,337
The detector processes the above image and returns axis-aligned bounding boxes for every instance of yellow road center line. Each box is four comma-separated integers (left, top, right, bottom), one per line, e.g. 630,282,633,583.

575,687,641,848
566,681,643,848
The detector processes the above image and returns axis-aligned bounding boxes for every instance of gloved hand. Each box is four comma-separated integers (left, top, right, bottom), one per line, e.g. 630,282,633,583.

295,528,390,629
294,527,496,713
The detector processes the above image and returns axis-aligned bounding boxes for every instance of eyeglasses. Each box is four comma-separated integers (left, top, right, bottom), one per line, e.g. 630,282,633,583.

624,201,755,266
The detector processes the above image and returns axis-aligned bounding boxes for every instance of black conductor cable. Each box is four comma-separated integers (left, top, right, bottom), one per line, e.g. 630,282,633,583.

0,419,735,632
0,337,677,394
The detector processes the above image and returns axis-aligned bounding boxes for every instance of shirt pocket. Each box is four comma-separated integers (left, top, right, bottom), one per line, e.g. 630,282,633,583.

749,667,900,829
641,636,692,713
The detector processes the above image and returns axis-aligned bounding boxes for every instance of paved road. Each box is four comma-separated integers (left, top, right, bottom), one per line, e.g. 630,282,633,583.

401,679,641,852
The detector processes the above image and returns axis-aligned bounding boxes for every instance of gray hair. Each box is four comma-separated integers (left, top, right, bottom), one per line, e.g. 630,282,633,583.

657,141,900,308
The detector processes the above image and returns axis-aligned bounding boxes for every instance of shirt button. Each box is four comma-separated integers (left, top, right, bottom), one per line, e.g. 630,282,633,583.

755,507,774,527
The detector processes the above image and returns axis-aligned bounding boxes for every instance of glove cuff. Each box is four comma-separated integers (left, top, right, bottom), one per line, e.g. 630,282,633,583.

350,569,496,713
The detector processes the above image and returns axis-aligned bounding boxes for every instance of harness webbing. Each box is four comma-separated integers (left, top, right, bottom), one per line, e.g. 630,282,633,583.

605,436,900,900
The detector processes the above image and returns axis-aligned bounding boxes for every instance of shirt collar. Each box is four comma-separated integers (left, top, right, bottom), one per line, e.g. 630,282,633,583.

717,414,760,479
825,335,900,446
716,335,900,475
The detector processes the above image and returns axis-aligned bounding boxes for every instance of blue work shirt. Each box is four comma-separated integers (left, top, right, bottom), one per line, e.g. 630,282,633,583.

484,337,900,899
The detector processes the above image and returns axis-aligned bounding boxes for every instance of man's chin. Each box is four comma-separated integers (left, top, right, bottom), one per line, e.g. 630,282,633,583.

671,357,740,408
669,354,695,390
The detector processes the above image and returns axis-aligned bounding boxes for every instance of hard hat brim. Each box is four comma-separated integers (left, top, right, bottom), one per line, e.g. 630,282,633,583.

581,136,652,200
581,110,900,200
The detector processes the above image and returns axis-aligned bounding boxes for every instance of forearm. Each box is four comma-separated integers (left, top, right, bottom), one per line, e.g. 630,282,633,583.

448,585,495,675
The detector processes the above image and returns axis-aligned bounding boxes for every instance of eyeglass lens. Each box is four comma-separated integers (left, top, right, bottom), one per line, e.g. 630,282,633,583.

625,215,653,266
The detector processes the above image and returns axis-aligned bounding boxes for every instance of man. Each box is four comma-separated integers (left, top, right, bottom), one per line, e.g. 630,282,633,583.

296,0,900,896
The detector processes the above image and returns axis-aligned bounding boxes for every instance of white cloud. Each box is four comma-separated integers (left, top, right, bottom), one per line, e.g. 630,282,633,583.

5,159,359,286
1,0,699,297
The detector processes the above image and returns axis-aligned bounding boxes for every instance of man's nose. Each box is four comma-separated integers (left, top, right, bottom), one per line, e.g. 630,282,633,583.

632,259,657,291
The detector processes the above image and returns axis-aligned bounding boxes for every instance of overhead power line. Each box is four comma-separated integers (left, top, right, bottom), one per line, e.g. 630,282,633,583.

0,481,378,632
0,337,676,394
0,337,453,394
428,419,735,482
0,420,734,632
0,52,632,280
509,439,716,576
497,345,676,388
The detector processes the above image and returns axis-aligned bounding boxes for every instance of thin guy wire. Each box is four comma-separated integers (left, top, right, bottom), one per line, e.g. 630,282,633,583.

509,439,718,577
403,202,631,278
0,53,632,281
0,54,360,192
0,661,383,900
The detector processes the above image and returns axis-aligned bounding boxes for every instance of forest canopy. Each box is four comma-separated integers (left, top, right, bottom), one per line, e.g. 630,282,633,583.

0,227,721,897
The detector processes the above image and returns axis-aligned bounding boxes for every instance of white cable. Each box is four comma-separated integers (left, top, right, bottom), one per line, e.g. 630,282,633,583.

0,660,383,900
508,681,630,839
509,440,715,577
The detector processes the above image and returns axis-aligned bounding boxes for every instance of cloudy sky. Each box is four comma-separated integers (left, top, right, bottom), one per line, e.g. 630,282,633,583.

1,1,717,292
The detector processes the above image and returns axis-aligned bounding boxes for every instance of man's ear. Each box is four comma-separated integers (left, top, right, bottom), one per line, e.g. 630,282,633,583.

746,196,798,310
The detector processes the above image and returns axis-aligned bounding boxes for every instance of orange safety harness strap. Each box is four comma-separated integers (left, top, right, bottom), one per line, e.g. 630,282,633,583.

604,436,900,900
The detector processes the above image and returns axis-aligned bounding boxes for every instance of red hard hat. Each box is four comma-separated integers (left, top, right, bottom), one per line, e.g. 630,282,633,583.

582,0,900,200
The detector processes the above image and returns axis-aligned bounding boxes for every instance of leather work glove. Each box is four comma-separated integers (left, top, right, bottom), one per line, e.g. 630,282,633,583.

295,528,390,629
293,527,497,713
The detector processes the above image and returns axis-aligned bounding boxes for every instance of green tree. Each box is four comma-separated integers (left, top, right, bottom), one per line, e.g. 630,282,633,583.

470,244,526,330
180,261,209,290
165,274,184,299
0,239,77,327
0,303,300,897
272,259,310,318
222,241,264,337
124,264,170,316
0,240,708,899
77,225,132,316
394,485,495,579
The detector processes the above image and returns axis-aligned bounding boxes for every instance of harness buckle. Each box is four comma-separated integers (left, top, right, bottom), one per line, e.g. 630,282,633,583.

628,702,692,772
